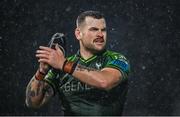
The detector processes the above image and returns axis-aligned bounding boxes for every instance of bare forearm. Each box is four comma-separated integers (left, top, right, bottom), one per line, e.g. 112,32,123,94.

25,76,54,108
72,64,121,90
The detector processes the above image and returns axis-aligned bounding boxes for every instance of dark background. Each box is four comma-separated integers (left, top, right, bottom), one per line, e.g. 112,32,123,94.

1,0,180,115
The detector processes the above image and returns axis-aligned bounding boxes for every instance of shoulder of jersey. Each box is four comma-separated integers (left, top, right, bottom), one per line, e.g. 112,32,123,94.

105,50,127,60
67,54,77,61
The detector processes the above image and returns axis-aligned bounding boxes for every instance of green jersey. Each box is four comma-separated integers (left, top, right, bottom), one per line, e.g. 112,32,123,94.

44,50,130,115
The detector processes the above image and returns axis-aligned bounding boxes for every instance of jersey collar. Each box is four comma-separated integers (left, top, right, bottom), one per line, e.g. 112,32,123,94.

76,49,107,63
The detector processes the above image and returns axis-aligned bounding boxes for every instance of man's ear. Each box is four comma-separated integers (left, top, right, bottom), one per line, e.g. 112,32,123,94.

75,28,82,40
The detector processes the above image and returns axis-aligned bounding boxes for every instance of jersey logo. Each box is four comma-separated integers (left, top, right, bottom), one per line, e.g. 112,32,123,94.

96,63,102,69
110,59,129,72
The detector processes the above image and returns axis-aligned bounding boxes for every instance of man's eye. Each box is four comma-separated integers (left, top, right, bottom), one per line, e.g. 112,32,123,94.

89,28,98,31
102,28,106,32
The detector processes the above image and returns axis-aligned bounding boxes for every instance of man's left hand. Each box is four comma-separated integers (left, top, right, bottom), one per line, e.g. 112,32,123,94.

36,44,66,70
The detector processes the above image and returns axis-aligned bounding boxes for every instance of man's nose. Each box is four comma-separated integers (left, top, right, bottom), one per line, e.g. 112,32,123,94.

97,30,103,37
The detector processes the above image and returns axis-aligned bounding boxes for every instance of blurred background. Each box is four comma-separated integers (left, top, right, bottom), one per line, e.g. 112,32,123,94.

1,0,180,115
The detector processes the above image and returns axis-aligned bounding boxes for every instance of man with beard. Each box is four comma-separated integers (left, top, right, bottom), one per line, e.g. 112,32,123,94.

25,10,130,115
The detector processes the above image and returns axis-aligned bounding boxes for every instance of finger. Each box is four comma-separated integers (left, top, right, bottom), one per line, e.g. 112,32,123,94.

36,50,50,55
38,58,49,64
39,62,49,70
40,62,47,66
36,54,49,59
39,46,53,52
55,44,60,51
55,44,63,54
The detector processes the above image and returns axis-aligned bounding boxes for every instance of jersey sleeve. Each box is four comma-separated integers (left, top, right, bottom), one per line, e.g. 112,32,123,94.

105,54,130,81
43,69,60,95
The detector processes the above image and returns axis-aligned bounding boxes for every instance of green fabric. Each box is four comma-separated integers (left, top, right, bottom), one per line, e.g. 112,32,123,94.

44,50,130,115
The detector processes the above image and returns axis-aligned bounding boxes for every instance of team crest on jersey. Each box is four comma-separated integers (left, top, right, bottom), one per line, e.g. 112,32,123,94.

95,62,102,69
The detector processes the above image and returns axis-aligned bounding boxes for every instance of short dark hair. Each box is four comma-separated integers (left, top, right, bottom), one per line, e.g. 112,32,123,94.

76,10,105,27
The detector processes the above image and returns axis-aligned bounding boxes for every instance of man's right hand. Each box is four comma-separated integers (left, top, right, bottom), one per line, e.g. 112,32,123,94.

39,62,49,74
34,62,50,81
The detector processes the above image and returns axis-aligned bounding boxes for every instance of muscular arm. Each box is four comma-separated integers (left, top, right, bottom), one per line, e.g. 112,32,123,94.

25,76,54,108
72,64,122,90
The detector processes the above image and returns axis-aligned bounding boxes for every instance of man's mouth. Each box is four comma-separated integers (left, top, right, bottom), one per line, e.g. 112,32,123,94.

94,38,104,43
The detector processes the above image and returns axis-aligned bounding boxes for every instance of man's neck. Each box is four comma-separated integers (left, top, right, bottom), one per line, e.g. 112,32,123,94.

79,49,94,60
